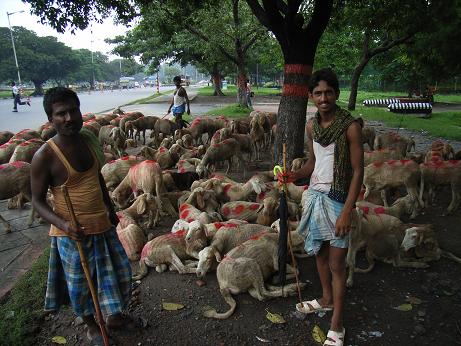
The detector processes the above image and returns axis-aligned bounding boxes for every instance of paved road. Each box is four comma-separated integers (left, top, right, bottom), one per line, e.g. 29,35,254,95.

0,86,175,133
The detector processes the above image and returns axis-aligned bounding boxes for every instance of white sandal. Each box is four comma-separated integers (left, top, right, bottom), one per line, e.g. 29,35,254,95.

323,328,345,346
295,299,333,314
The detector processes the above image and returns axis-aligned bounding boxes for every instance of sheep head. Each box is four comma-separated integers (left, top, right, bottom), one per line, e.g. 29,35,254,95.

196,246,220,278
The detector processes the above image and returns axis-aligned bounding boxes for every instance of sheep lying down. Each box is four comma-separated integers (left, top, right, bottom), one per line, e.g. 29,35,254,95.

203,232,307,320
133,230,197,280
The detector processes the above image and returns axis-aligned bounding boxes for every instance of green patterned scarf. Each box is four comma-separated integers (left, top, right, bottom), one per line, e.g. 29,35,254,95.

312,106,356,203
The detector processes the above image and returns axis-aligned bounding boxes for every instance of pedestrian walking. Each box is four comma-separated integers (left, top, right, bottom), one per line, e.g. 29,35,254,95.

12,82,30,112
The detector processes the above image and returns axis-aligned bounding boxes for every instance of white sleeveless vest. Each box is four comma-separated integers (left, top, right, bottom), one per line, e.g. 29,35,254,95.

310,141,335,193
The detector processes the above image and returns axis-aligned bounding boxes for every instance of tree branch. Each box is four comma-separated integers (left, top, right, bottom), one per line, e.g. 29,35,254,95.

369,34,413,57
245,0,271,29
303,0,333,43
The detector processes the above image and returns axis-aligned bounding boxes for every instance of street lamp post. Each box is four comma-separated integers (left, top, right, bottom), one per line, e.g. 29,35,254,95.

7,10,25,85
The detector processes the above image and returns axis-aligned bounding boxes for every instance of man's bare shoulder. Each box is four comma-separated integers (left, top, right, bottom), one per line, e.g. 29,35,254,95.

177,87,187,96
32,142,54,167
347,121,362,136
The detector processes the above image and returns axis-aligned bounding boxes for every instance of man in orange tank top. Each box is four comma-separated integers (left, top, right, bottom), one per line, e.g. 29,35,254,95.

31,87,138,344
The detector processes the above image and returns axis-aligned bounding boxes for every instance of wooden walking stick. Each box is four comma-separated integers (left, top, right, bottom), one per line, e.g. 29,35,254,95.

61,186,110,346
282,144,303,305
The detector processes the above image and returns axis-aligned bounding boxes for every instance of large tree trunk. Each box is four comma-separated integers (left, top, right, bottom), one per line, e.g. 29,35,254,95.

275,64,312,165
211,69,224,96
31,81,44,96
348,59,369,111
237,72,248,108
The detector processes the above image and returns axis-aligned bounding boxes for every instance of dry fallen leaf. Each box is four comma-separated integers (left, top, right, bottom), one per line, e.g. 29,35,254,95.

162,302,185,311
406,296,422,305
51,336,67,344
312,325,326,344
394,303,413,311
265,309,285,324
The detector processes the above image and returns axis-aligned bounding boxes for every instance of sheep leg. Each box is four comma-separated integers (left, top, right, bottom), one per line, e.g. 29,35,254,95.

393,254,429,269
132,259,149,280
225,159,231,174
354,249,376,274
169,247,196,274
381,190,389,207
0,214,12,233
445,183,460,215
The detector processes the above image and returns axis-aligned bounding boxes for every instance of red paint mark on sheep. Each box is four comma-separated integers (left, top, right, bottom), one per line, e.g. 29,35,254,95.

121,156,130,160
223,184,233,195
374,207,386,214
179,204,189,212
359,206,370,214
234,205,245,215
180,210,190,219
250,232,267,240
400,160,411,165
10,161,27,168
222,206,230,216
372,161,384,167
249,203,260,211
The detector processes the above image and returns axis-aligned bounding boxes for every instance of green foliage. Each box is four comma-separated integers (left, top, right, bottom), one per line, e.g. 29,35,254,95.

0,248,50,345
198,85,280,97
206,104,252,118
0,26,81,91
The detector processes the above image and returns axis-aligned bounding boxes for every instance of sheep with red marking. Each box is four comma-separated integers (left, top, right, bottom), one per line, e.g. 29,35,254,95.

356,194,419,219
0,139,25,164
133,230,197,280
420,160,461,214
9,138,44,163
0,161,34,232
0,131,14,146
125,115,158,144
179,203,222,224
363,159,423,207
196,138,246,178
374,131,415,157
101,155,142,190
364,148,403,166
111,160,176,219
116,224,146,261
196,223,275,278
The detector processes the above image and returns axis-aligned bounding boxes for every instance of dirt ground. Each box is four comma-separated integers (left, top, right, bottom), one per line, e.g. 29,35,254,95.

33,106,461,346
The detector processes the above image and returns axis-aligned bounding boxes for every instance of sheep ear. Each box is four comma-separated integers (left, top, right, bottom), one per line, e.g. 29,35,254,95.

197,191,205,210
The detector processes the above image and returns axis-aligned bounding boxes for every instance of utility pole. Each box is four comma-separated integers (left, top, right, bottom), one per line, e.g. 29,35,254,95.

7,10,25,85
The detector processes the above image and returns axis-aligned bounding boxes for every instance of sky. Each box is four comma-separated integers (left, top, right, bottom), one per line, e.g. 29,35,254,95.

0,0,130,60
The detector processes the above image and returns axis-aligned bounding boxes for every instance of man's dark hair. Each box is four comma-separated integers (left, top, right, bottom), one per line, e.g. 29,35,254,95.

43,87,80,119
308,68,339,94
11,82,16,86
173,76,182,83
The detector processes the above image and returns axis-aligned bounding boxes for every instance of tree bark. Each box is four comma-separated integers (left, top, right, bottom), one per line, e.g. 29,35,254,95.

237,72,248,108
275,64,312,165
31,81,44,96
347,59,369,111
212,74,224,96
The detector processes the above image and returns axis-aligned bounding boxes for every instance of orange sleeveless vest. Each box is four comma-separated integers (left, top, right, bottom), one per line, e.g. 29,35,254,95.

47,139,112,237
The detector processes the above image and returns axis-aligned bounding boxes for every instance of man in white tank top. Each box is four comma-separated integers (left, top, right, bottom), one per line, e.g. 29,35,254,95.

167,75,190,129
280,69,363,346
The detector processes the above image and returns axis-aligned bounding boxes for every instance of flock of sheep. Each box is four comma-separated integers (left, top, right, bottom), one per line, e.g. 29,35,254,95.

1,108,461,319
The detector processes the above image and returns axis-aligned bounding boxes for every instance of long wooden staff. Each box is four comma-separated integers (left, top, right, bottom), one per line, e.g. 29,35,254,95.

61,186,110,346
283,144,303,305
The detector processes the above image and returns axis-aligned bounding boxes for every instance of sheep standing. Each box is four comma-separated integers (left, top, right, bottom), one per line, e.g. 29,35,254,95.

196,138,246,178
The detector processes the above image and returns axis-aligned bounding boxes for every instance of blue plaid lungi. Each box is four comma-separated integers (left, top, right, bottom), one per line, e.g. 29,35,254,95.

297,188,349,256
44,228,132,317
172,103,186,116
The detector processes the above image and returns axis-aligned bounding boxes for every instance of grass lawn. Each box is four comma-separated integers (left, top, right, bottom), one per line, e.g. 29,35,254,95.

205,104,252,118
338,90,461,104
198,85,280,97
0,89,34,99
347,104,461,141
0,247,50,345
